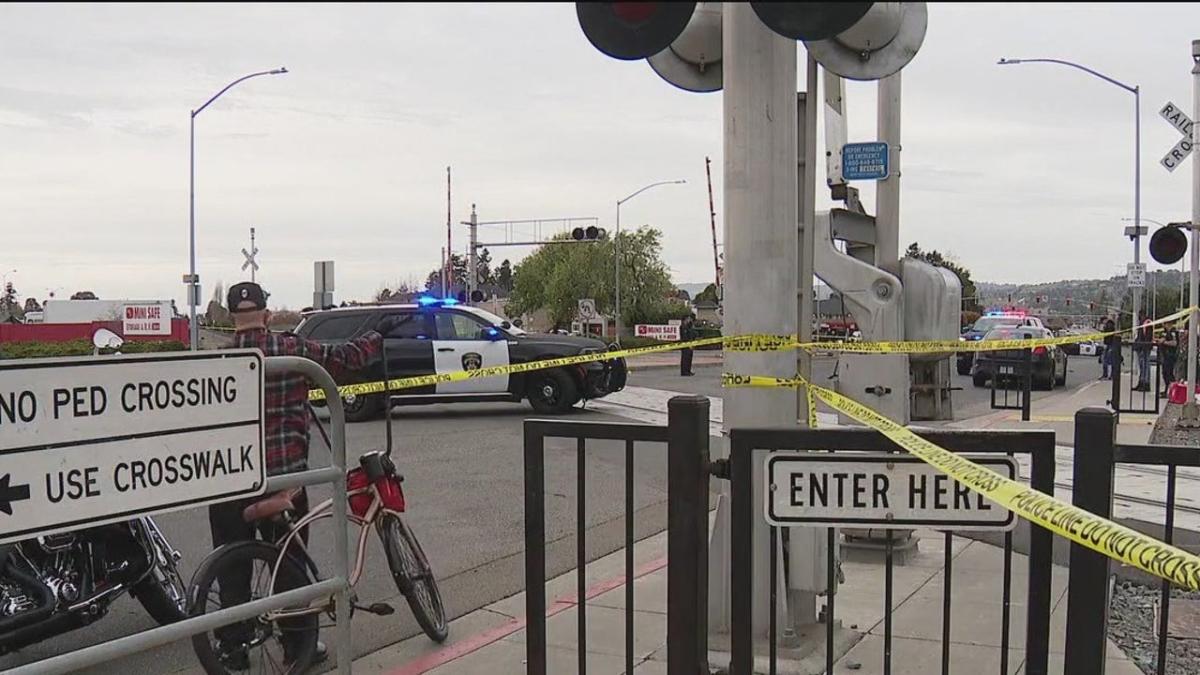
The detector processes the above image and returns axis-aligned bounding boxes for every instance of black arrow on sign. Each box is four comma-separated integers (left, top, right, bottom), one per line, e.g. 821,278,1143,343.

0,474,31,516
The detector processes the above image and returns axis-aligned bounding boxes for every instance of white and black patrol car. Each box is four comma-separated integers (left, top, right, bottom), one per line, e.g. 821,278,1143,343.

296,298,627,421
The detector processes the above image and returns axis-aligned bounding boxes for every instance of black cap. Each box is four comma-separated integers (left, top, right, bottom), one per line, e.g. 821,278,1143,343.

228,282,269,313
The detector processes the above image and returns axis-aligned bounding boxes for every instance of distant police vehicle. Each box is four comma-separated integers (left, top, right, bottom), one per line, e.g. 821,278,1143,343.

296,298,627,421
972,325,1068,391
957,310,1045,375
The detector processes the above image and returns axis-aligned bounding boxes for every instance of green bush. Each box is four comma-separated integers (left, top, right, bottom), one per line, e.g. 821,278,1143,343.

0,340,187,360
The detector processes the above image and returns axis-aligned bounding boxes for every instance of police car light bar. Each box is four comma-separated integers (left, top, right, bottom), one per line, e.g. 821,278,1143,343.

417,296,460,307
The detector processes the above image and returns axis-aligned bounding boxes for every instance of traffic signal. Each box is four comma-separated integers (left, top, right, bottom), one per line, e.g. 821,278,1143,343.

750,2,873,41
572,225,607,241
1150,224,1188,264
576,2,696,60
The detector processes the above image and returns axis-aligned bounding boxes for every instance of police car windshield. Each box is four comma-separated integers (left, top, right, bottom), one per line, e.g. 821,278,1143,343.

461,306,526,335
984,327,1043,341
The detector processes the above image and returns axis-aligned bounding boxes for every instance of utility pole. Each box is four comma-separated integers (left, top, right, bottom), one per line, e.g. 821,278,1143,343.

250,227,256,283
446,166,453,296
710,1,799,635
1183,39,1200,426
467,204,479,302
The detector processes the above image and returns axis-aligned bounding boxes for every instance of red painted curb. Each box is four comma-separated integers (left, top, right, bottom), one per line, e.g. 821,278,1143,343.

385,556,668,675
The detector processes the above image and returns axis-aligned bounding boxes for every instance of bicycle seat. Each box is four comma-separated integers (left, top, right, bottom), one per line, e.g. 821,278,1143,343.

242,488,302,523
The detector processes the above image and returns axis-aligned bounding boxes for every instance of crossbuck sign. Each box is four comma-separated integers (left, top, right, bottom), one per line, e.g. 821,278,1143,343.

0,351,265,544
1160,101,1195,172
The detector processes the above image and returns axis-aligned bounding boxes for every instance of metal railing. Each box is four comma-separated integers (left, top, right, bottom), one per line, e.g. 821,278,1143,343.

8,356,353,675
1066,407,1196,675
726,426,1058,675
523,395,711,675
989,349,1033,420
1110,338,1161,418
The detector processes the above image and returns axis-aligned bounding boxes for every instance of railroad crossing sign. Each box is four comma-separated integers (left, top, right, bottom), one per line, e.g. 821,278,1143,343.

765,453,1018,530
578,298,597,319
1159,101,1195,172
241,247,259,272
0,351,265,544
1128,262,1147,288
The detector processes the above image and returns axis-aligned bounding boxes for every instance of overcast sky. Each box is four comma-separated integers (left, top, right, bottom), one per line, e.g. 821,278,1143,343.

3,3,1200,310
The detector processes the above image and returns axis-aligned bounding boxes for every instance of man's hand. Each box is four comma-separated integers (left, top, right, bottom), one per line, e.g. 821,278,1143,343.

376,315,402,337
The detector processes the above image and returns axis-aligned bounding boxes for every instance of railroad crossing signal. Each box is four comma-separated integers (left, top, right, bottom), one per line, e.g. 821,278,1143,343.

1150,222,1189,264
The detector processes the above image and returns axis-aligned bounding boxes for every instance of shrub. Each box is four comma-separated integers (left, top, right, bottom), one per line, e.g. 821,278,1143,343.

0,340,187,360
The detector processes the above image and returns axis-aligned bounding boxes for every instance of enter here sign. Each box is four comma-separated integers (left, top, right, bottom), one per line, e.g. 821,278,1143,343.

766,453,1017,531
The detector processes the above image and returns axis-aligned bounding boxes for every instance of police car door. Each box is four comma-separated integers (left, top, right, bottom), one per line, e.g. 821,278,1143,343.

431,309,511,394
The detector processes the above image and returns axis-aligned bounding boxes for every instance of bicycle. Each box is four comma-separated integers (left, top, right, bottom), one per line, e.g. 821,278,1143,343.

186,357,447,674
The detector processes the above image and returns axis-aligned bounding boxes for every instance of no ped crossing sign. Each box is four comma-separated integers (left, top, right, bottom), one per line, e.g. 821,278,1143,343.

842,142,890,181
0,350,265,544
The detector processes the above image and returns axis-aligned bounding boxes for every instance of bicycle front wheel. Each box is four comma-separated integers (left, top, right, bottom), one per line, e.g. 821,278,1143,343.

378,513,448,642
187,540,319,675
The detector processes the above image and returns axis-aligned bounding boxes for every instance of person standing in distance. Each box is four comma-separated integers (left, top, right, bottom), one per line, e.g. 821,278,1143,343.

680,314,697,376
208,281,395,670
1101,317,1118,380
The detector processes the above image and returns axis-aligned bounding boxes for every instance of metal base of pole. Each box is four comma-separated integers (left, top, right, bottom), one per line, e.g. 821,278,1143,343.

1180,401,1200,427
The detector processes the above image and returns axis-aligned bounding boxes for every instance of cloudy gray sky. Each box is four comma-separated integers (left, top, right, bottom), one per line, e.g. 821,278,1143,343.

3,3,1199,309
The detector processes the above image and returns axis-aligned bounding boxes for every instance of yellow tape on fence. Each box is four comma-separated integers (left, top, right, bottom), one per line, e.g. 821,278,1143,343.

721,370,1200,591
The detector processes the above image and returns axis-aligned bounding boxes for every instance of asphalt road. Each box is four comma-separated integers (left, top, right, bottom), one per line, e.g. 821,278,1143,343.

630,353,1106,421
1,353,1106,673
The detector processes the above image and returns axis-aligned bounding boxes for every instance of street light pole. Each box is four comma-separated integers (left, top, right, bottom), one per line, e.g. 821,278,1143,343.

998,56,1141,363
613,179,686,343
188,67,287,350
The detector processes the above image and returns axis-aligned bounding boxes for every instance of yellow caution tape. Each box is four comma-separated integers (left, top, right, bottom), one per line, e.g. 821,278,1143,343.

193,306,1195,402
722,370,1200,591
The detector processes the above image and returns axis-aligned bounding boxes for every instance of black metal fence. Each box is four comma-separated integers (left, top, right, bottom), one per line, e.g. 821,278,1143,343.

1110,338,1161,417
989,349,1033,420
726,426,1058,675
1066,407,1196,675
522,395,711,675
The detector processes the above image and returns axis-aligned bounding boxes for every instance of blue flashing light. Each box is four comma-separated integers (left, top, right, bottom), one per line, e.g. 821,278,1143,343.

417,295,460,308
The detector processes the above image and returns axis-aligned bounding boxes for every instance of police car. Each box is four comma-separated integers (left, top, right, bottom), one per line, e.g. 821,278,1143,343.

296,298,627,421
957,310,1045,375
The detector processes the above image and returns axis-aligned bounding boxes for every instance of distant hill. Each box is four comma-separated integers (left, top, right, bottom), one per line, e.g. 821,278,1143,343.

977,269,1185,319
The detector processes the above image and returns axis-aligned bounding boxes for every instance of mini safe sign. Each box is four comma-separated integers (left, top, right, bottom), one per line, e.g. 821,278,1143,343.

122,302,172,336
0,350,264,544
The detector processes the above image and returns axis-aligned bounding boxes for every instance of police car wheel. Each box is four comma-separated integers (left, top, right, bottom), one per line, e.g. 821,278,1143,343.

528,369,579,414
344,393,384,422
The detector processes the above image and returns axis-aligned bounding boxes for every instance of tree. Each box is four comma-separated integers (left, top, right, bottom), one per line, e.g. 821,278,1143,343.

23,297,41,313
1,282,16,308
905,243,980,312
695,283,720,304
376,279,420,303
495,259,514,293
476,247,494,287
70,291,97,300
506,226,675,328
425,254,468,296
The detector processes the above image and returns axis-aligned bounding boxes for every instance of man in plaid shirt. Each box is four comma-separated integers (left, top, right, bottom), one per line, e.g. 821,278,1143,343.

209,281,392,669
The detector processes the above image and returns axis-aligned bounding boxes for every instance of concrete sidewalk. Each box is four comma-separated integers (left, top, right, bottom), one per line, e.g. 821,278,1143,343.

354,525,1142,675
625,350,723,372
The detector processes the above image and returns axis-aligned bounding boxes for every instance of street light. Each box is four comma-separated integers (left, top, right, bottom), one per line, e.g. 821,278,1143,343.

613,179,686,343
998,57,1142,340
188,67,288,350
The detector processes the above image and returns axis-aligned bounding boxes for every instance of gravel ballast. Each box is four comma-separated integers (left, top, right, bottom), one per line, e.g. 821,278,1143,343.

1109,577,1200,673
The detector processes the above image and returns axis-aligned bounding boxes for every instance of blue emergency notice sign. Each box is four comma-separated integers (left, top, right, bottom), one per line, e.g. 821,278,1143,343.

842,142,890,181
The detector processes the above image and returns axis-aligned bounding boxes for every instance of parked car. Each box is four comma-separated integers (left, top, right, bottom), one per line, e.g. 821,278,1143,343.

295,299,627,420
972,325,1067,391
958,313,1046,375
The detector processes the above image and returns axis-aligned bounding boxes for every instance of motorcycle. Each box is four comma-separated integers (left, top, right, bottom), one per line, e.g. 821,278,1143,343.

0,329,187,655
